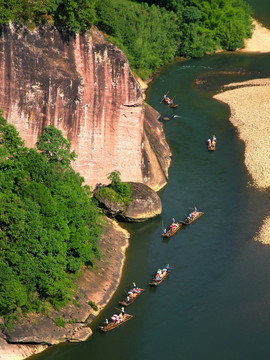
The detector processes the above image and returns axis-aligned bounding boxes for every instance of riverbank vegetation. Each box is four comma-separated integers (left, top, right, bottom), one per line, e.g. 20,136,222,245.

0,0,253,78
0,113,103,322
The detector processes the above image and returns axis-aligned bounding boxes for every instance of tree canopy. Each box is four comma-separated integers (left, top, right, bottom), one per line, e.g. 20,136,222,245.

0,112,103,320
0,0,253,78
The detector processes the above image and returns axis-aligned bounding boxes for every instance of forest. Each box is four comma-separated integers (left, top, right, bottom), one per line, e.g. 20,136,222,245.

0,113,103,321
0,0,254,78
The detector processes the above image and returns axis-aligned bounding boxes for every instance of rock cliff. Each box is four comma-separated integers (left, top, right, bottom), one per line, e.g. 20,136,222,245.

0,23,170,190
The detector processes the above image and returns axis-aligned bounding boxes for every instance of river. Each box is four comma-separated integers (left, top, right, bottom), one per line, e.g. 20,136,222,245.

33,2,270,360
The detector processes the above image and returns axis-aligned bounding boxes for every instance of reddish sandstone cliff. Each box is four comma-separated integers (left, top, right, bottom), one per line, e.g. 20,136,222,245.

0,24,170,190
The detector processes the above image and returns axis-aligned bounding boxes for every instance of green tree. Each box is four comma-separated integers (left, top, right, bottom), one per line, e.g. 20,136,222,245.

35,125,77,168
53,0,97,31
107,170,131,206
0,117,103,320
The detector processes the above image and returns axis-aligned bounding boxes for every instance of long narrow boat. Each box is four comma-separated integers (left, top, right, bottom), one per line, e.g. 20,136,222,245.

162,223,182,237
119,288,144,306
99,313,133,332
180,211,204,225
149,270,171,286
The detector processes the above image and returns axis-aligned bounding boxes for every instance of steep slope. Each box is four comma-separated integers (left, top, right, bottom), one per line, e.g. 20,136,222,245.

0,24,170,190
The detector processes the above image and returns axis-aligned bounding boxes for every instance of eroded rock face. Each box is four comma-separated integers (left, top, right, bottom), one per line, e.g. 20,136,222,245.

0,24,170,190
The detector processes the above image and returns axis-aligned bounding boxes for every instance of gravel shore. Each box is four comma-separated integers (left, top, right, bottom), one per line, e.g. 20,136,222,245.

238,20,270,53
214,79,270,244
213,19,270,245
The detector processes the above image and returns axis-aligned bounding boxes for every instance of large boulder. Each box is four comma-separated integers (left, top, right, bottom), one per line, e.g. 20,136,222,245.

119,182,162,222
94,182,162,222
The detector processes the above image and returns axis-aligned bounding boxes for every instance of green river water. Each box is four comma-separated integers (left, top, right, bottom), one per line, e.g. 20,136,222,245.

33,2,270,360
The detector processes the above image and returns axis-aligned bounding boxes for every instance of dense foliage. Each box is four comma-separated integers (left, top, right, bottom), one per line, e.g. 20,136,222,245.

97,0,253,77
96,0,181,79
0,0,253,78
0,0,98,31
95,170,132,207
0,113,103,320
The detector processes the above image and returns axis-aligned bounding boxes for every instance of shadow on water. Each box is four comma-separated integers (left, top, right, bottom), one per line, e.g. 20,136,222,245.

34,52,270,360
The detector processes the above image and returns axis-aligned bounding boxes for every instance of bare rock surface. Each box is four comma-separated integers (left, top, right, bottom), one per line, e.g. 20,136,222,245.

0,334,47,360
94,182,162,222
0,24,170,191
120,182,162,222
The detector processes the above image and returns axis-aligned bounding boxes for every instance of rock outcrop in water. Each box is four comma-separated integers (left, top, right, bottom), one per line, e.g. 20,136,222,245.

0,23,171,191
94,182,162,222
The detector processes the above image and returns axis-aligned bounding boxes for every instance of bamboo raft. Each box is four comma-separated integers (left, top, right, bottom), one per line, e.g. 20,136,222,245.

99,313,133,332
168,103,178,108
208,142,216,151
149,270,171,286
119,288,144,306
162,223,182,237
208,137,216,151
161,96,178,108
180,211,204,225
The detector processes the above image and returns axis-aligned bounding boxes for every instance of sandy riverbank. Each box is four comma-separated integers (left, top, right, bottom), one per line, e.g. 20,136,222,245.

216,19,270,244
214,78,270,244
238,20,270,53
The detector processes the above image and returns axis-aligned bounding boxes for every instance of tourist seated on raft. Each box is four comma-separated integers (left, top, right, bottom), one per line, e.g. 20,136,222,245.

155,269,163,281
111,314,120,323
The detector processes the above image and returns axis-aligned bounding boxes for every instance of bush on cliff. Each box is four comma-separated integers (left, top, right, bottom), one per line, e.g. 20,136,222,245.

94,170,132,216
108,170,132,206
0,113,103,320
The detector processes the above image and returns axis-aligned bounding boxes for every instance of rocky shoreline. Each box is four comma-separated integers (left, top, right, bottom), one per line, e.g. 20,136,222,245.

0,217,130,360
